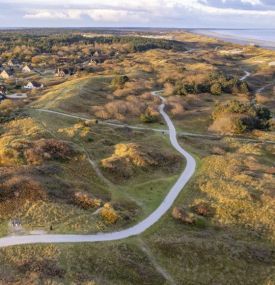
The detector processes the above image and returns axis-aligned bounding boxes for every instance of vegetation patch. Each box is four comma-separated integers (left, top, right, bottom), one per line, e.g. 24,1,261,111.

101,143,180,180
209,100,271,134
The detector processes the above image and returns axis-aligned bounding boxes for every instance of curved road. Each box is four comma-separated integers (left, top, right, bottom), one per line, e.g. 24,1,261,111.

0,91,196,248
240,70,251,81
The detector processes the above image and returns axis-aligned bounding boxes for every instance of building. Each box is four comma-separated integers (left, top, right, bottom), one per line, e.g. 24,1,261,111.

0,94,6,101
0,69,14,79
55,67,75,77
23,81,44,90
0,85,7,95
11,219,21,228
22,64,32,73
93,51,101,57
88,55,108,66
268,61,275,67
7,58,20,67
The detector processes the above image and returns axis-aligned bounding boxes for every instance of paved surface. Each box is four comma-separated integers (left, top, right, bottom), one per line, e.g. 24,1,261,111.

6,93,28,99
0,91,196,248
240,70,251,81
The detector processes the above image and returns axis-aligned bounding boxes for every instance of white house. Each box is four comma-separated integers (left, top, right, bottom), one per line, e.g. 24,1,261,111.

22,65,32,73
23,81,44,90
268,61,275,67
0,69,14,79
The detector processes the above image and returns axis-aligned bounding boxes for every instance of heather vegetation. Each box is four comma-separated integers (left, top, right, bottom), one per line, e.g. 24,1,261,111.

168,72,250,96
101,143,180,180
210,100,271,134
0,28,274,284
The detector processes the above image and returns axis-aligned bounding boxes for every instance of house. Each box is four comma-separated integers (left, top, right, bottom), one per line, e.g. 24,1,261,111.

0,69,14,79
0,85,6,101
93,51,101,57
268,61,275,67
7,58,20,67
55,67,75,77
22,64,32,73
88,55,108,66
0,94,6,101
11,218,21,228
23,81,44,90
88,59,99,66
0,85,7,95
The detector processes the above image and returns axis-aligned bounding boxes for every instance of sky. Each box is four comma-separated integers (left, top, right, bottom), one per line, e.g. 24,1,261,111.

0,0,275,28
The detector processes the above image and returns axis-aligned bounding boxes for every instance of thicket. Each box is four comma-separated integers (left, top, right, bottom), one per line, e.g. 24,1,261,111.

172,72,250,96
111,75,130,89
211,100,271,133
0,33,187,62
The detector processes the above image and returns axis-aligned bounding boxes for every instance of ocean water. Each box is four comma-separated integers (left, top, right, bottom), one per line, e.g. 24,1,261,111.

194,29,275,48
211,29,275,43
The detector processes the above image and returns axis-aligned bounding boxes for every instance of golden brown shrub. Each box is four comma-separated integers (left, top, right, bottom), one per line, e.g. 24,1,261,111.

101,143,180,179
100,203,119,224
0,176,46,216
25,139,74,165
172,207,195,224
73,192,102,209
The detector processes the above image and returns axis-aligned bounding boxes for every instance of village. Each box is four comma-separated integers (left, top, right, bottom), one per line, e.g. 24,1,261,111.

0,48,114,101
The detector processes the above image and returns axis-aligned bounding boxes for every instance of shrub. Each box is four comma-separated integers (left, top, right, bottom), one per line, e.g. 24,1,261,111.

172,207,195,224
239,81,250,94
140,112,158,123
73,192,102,209
210,100,271,134
192,202,214,217
171,72,250,96
210,83,222,96
195,217,207,228
111,75,129,89
25,139,74,165
100,203,119,224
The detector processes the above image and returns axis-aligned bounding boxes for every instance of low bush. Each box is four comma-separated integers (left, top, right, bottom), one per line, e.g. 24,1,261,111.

111,75,130,89
25,139,74,165
210,83,222,96
172,207,195,224
100,203,119,224
73,192,102,210
191,202,214,217
210,100,271,134
140,111,158,123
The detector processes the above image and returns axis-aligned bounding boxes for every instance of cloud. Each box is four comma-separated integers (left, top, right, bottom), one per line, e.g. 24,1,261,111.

21,0,275,19
241,0,262,5
24,10,82,19
24,8,148,23
1,0,275,27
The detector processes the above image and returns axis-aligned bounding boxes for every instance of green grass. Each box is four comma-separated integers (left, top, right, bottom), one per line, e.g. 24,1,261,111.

32,75,113,115
119,175,181,217
25,103,186,233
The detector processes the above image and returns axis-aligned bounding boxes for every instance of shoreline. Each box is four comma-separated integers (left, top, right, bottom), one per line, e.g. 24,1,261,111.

191,29,275,50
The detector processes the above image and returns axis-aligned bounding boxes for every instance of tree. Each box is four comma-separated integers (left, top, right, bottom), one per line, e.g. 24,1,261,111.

140,113,158,123
210,83,222,96
111,75,129,89
239,81,250,94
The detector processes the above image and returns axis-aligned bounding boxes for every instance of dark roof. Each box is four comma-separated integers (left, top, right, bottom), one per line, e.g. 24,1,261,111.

1,69,14,76
56,68,75,75
8,58,20,64
28,81,42,87
23,64,32,69
0,85,7,94
0,94,6,100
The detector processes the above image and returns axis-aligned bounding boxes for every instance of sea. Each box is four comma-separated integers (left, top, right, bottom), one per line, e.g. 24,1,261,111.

192,29,275,49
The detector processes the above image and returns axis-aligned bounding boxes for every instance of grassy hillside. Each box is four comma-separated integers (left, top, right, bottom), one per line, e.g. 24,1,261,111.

0,30,274,284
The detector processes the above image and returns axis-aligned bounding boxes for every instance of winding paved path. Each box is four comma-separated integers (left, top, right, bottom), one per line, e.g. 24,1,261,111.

240,70,251,81
0,91,196,248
